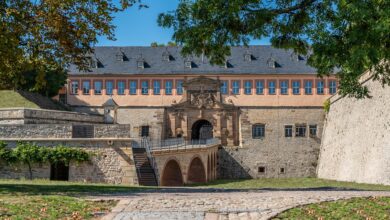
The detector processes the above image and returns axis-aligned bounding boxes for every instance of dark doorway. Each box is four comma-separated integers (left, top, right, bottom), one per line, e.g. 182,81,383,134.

50,162,69,181
161,160,183,186
191,120,213,140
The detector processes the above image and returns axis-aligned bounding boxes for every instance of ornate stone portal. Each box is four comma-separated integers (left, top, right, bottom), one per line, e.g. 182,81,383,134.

165,76,240,146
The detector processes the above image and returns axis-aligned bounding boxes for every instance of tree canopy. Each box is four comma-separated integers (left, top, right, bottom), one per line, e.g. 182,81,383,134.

158,0,390,98
0,0,142,96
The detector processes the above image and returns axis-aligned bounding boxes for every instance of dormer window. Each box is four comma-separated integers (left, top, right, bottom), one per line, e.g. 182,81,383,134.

267,58,280,68
137,60,145,69
162,51,171,61
244,51,252,62
185,60,192,69
291,53,304,61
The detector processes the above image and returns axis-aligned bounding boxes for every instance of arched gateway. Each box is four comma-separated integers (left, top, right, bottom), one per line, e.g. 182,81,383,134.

165,76,240,146
191,119,213,140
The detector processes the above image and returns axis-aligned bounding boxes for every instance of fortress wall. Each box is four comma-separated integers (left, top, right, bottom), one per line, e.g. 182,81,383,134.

219,107,325,179
0,140,137,185
0,108,104,124
0,124,130,139
317,71,390,185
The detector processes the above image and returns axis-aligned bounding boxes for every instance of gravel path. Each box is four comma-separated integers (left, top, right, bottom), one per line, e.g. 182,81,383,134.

95,188,390,220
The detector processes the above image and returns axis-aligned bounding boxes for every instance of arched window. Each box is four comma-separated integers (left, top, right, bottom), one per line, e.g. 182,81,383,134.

252,124,265,139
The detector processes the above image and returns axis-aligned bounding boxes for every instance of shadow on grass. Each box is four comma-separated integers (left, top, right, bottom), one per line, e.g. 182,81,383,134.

1,178,389,197
0,182,152,197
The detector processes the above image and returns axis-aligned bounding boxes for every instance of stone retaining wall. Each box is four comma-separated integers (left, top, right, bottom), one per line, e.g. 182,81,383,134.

0,108,104,124
0,124,131,139
0,140,137,185
317,70,390,185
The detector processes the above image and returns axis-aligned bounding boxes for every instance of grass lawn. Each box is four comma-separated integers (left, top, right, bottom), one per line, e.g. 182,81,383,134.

273,196,390,220
0,179,150,220
194,177,390,191
0,90,39,109
0,195,116,220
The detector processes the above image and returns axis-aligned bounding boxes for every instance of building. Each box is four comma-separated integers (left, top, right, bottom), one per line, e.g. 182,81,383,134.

64,45,336,179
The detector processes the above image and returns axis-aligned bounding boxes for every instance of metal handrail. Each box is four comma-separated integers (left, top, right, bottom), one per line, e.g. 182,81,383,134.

150,137,220,151
141,137,160,185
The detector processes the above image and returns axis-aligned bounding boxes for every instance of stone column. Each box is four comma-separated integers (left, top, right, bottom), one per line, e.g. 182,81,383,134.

169,113,176,138
226,114,234,146
182,114,188,140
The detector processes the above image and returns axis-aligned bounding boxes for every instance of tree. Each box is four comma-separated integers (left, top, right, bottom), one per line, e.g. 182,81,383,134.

0,0,143,96
158,0,390,98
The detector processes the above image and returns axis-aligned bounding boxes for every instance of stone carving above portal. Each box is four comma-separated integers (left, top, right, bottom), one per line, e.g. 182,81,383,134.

190,92,216,109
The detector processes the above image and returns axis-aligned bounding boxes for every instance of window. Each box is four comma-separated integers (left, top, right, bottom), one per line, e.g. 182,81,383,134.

256,80,264,95
153,80,161,95
244,52,252,62
285,125,293,137
258,166,266,173
295,124,306,137
279,167,285,174
165,80,173,95
185,61,192,68
94,81,102,95
71,81,79,95
117,81,125,95
72,125,94,138
305,81,313,95
329,80,337,94
137,60,144,69
140,126,149,137
252,124,265,138
141,80,149,95
129,80,137,95
82,81,90,95
220,81,228,94
309,125,317,136
280,80,288,95
105,81,113,95
244,80,252,95
292,81,300,95
268,80,276,95
176,80,183,95
317,81,324,95
232,80,240,95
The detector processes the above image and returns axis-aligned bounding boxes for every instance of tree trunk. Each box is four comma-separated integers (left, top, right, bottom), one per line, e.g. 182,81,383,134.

27,162,33,180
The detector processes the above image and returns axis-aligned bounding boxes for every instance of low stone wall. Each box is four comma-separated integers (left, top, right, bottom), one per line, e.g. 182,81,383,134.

0,140,137,185
0,108,104,124
317,70,390,185
0,124,131,139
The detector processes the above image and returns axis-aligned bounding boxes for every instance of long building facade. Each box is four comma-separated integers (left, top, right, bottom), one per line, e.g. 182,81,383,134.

64,46,337,179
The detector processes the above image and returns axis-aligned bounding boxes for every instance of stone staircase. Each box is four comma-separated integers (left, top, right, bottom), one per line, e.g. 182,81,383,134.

132,148,158,186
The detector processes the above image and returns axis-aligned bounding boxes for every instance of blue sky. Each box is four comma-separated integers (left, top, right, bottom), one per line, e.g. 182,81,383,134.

97,0,270,46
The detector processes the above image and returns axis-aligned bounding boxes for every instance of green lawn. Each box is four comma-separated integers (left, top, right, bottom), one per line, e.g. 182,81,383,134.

194,178,390,191
0,90,39,108
0,195,116,220
273,197,390,220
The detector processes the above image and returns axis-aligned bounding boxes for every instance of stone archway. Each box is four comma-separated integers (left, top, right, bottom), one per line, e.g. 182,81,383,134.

187,157,206,184
191,119,213,140
161,159,184,186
